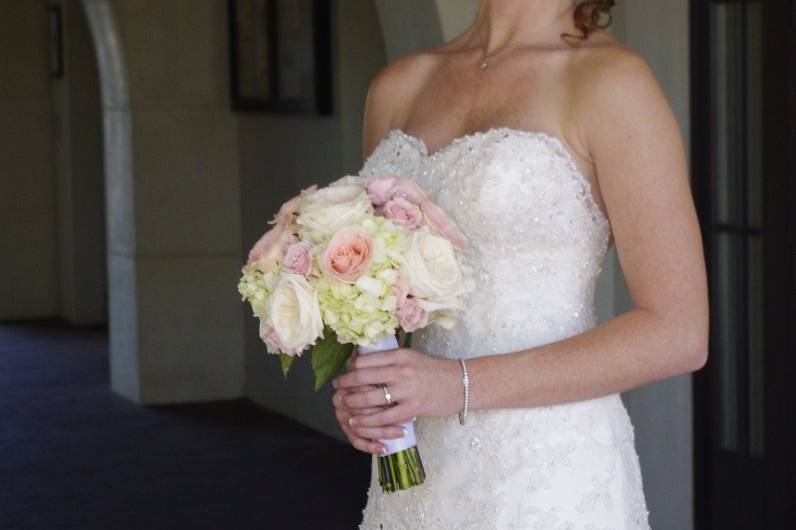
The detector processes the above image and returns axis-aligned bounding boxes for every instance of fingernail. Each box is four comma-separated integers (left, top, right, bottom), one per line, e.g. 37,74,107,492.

348,417,357,427
332,379,338,389
401,427,408,437
380,446,388,455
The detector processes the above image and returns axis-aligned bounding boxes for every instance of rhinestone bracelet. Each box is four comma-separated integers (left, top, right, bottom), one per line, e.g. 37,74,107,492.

458,358,469,425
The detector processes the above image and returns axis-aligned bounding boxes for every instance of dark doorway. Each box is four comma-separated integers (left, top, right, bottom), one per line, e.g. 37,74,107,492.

691,0,795,528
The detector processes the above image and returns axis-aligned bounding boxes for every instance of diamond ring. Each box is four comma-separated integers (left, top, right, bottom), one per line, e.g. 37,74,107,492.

380,384,392,406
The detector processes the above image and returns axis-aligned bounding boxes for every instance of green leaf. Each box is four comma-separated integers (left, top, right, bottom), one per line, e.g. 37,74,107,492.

310,328,354,391
279,353,295,379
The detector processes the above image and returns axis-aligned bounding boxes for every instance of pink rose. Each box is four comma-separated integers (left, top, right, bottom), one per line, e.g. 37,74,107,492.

365,176,430,206
393,176,430,204
321,227,373,282
246,221,296,272
270,184,318,226
393,272,428,331
396,296,429,332
382,196,423,229
260,322,304,356
393,270,409,305
365,176,396,206
420,200,468,251
282,242,313,277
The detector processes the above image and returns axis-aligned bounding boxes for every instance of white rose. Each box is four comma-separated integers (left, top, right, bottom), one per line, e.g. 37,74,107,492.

297,185,372,241
329,174,366,187
401,228,466,302
268,273,324,354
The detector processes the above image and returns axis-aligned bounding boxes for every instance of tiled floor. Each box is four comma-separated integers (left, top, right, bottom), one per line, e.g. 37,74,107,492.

0,320,370,529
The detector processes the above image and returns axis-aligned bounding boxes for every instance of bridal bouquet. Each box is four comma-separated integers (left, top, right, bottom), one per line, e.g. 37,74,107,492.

237,174,472,492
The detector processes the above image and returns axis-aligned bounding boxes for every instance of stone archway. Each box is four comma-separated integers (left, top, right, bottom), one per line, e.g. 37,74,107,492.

79,0,244,405
80,0,139,400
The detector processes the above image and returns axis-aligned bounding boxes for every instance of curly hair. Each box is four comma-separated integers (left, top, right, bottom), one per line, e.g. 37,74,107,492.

561,0,615,42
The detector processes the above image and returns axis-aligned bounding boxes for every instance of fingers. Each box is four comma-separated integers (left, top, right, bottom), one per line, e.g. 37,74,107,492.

349,403,415,428
344,385,404,409
341,424,387,455
332,387,381,410
350,424,407,441
336,406,394,455
334,366,401,390
345,352,358,371
351,348,409,369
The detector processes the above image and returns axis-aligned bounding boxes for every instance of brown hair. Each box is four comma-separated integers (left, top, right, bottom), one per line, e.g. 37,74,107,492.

561,0,615,42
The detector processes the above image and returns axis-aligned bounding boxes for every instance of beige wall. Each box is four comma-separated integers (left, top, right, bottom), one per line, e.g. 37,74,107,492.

111,0,244,403
52,0,107,325
0,0,59,320
78,0,245,403
241,0,387,436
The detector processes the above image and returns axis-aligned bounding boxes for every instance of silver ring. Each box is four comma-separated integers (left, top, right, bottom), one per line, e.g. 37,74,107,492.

380,384,392,406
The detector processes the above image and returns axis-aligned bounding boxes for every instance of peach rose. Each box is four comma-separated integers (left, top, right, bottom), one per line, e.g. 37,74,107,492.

246,222,296,273
321,227,374,282
282,242,313,277
382,196,423,229
420,200,468,251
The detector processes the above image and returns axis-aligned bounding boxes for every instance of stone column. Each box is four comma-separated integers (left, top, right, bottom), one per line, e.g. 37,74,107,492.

82,0,244,403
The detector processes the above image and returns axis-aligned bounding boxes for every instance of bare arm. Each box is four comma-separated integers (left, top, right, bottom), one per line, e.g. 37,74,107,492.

336,51,708,430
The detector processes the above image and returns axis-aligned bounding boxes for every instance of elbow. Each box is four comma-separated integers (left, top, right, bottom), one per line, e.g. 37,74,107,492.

685,341,709,373
680,322,709,374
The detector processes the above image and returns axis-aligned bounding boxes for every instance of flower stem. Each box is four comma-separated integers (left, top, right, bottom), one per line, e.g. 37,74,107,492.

376,446,426,493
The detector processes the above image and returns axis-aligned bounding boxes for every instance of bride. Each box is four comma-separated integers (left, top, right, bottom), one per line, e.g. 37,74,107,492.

331,0,708,528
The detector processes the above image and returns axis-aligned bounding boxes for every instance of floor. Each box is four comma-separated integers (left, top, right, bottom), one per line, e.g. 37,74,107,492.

0,320,371,530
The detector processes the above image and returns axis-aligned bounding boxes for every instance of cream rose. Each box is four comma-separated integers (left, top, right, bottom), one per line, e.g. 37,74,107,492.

297,185,371,241
401,228,465,302
270,184,318,227
267,273,324,355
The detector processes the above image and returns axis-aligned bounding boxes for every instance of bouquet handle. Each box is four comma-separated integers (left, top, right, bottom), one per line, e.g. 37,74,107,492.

357,334,426,492
357,334,417,454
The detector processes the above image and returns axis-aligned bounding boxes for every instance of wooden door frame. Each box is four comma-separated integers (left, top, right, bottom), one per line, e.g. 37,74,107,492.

690,0,795,528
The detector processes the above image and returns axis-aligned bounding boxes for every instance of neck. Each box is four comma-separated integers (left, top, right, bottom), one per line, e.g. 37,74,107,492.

471,0,575,53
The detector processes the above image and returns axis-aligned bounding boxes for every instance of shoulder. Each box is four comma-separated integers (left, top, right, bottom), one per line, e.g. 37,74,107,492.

362,50,439,157
566,40,671,138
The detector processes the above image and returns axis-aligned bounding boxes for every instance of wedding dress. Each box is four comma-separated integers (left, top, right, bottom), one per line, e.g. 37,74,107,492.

356,127,651,529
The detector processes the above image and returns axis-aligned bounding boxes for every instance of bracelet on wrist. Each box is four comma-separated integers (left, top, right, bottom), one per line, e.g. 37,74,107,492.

458,358,469,425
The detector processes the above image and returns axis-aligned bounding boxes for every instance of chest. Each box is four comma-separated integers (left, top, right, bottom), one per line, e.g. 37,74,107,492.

402,55,571,153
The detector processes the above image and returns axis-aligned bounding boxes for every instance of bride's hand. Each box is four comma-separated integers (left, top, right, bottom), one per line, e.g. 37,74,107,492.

332,355,407,455
332,347,462,431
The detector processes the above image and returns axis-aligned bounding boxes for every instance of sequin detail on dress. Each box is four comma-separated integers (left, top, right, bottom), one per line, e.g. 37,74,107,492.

357,128,650,530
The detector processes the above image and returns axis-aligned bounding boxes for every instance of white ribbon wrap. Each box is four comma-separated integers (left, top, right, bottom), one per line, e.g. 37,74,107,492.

357,334,418,455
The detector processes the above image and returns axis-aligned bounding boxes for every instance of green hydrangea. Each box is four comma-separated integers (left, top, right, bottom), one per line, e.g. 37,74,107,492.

313,215,409,346
237,266,280,320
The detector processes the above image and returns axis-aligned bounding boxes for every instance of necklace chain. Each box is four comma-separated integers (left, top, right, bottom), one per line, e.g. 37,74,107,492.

476,23,506,70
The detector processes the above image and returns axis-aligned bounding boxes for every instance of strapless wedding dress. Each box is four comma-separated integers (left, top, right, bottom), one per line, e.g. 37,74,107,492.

357,128,650,529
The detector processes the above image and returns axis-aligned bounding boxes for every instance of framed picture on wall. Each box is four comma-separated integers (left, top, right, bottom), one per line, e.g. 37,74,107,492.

228,0,332,115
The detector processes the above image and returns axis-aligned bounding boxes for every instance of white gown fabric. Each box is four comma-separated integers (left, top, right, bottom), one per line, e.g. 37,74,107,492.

357,128,651,529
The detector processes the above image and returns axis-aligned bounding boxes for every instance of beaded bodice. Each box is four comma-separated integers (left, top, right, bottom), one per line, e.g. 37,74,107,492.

357,128,649,530
359,127,612,360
